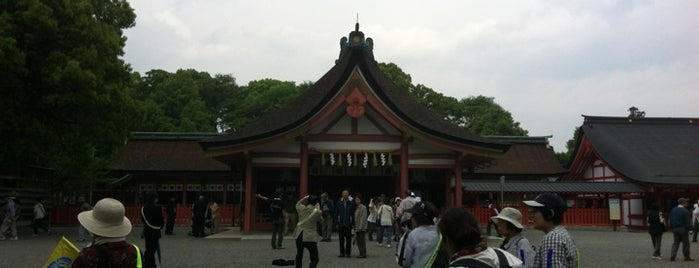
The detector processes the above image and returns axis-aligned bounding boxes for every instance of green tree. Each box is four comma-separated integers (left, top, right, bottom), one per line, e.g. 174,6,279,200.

457,96,528,136
129,69,240,132
0,0,136,191
628,106,646,118
377,62,527,136
221,79,309,132
555,127,581,168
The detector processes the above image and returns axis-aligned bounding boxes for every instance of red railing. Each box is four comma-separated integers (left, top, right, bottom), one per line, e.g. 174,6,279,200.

53,205,614,228
466,206,612,227
50,204,241,227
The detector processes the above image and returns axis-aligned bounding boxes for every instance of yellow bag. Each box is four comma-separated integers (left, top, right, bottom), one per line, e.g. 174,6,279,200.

43,236,80,268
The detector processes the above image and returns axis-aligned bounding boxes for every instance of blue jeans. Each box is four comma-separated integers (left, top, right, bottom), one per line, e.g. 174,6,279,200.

377,225,392,246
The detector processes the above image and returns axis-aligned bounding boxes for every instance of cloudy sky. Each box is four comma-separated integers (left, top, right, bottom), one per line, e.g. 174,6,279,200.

122,1,699,152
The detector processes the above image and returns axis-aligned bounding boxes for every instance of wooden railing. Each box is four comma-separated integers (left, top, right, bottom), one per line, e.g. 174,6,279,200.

50,204,242,227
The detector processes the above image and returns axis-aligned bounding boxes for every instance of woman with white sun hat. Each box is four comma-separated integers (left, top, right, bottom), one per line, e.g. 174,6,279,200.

491,207,535,268
72,198,142,268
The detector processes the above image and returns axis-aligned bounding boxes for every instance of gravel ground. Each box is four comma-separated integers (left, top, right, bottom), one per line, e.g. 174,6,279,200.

2,224,698,267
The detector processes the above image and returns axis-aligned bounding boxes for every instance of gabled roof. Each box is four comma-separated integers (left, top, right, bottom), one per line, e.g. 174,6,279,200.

474,136,567,175
200,25,509,157
111,132,229,172
573,116,699,185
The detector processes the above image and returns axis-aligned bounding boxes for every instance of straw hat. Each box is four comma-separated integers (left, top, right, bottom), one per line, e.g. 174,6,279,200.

490,207,524,229
77,198,132,238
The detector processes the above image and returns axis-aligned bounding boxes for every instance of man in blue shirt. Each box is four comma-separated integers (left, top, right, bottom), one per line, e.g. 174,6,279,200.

670,197,693,261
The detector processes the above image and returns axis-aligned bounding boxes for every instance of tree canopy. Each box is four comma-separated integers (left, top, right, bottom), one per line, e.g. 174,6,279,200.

1,0,531,193
378,63,528,136
0,0,136,190
128,69,240,132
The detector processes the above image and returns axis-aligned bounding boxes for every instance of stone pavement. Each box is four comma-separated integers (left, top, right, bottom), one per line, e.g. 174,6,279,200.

2,224,699,267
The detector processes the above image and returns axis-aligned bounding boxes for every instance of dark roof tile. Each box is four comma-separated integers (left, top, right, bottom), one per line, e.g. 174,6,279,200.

581,116,699,184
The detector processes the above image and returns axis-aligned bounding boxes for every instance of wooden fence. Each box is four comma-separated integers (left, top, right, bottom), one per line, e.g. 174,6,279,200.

52,205,622,229
467,206,613,226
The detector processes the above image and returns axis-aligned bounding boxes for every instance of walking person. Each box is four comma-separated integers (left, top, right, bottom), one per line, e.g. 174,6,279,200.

257,192,286,249
353,193,368,258
692,201,699,242
320,192,335,242
377,196,394,248
284,194,299,236
77,196,92,242
73,198,141,268
492,207,535,268
523,193,578,268
393,197,404,242
438,207,523,267
336,189,355,257
367,196,378,241
32,197,50,236
164,195,177,235
294,195,322,268
0,193,19,240
398,191,418,230
486,199,500,237
192,195,207,237
647,203,665,260
141,192,164,268
209,200,220,234
669,197,693,261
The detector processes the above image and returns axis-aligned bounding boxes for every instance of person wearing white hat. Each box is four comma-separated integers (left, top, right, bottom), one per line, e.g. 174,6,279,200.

492,207,535,268
72,198,142,268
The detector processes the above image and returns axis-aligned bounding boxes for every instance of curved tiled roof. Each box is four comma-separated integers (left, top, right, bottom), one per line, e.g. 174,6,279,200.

112,133,229,171
201,46,508,153
475,136,566,175
581,116,699,185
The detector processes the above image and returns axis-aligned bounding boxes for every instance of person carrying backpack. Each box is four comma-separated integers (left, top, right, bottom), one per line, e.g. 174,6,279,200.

438,207,522,268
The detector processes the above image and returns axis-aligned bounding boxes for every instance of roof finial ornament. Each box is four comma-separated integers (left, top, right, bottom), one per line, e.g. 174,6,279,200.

336,16,374,64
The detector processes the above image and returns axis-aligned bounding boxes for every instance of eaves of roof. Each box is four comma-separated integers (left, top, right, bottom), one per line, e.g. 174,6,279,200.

200,47,509,153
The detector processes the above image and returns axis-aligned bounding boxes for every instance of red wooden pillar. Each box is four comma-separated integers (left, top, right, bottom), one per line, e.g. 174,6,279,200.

222,182,228,205
243,154,253,234
454,163,463,207
299,141,309,198
444,175,452,207
399,141,409,198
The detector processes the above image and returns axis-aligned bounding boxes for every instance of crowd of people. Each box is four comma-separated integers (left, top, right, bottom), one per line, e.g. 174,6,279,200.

30,190,699,267
279,190,580,268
